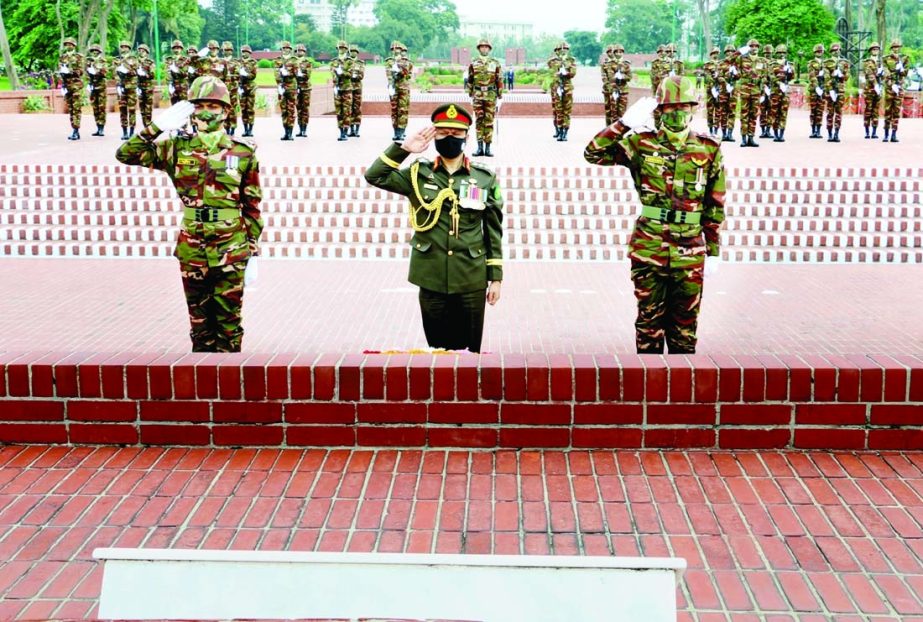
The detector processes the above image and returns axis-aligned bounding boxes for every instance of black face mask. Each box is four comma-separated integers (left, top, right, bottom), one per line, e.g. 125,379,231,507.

434,136,465,158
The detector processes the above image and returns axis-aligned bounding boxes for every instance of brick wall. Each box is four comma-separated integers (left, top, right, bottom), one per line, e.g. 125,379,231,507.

1,353,920,450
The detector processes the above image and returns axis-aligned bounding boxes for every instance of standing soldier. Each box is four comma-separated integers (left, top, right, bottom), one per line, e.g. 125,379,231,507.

136,44,156,128
655,44,684,128
238,45,258,137
466,38,503,156
702,47,721,136
611,44,632,122
115,76,263,353
386,41,413,141
363,103,504,353
584,76,725,354
330,40,354,141
196,40,224,78
58,37,85,141
650,45,667,97
85,43,109,137
769,44,794,142
882,39,909,143
807,43,826,138
736,38,764,147
862,42,883,139
717,44,739,142
221,42,240,135
185,45,200,82
274,41,299,141
348,44,365,137
601,45,617,125
548,41,577,141
757,43,774,138
115,41,139,140
823,42,849,142
294,44,312,138
165,40,189,105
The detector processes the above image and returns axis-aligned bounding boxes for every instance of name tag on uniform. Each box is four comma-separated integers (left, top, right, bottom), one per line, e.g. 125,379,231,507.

177,156,198,166
423,183,439,190
644,155,665,166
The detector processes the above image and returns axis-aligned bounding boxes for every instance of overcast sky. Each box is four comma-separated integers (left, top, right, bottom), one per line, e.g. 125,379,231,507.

455,0,609,36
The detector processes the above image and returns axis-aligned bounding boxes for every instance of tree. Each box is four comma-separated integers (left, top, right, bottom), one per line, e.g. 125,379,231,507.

372,0,459,57
330,0,358,41
563,30,602,65
0,0,19,88
725,0,835,58
604,0,676,52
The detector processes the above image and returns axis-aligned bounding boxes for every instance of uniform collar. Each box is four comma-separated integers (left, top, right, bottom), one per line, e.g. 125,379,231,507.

433,155,471,174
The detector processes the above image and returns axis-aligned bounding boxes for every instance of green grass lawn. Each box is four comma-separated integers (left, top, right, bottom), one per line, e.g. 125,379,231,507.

255,68,331,87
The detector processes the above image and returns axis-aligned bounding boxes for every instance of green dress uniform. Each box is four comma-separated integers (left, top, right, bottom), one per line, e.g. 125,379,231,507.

57,39,84,140
115,77,264,353
363,104,504,352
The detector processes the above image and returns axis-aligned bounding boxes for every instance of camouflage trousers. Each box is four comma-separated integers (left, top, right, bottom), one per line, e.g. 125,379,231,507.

630,259,704,354
603,90,615,125
737,84,760,135
225,82,239,130
180,259,248,353
350,88,362,125
863,87,881,126
472,95,498,143
118,84,137,128
825,92,844,132
884,89,903,131
137,84,154,128
279,87,297,127
63,83,83,129
391,87,410,129
552,86,574,129
758,91,773,131
297,88,311,126
808,93,825,127
717,89,737,131
604,88,628,125
88,83,107,126
705,91,719,129
335,89,353,129
770,92,790,130
169,81,188,105
239,84,256,125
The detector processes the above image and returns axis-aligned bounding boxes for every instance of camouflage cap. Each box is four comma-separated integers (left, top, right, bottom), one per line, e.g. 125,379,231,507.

747,38,759,47
890,39,902,48
119,40,132,48
477,39,492,50
88,43,102,53
763,44,773,53
350,44,359,52
280,40,292,49
868,41,880,50
187,76,231,106
656,75,697,107
561,41,570,49
614,44,624,52
830,42,841,51
710,46,719,55
390,40,400,50
775,44,787,53
813,43,825,53
295,43,306,51
431,103,472,130
187,45,198,53
207,40,219,49
222,41,233,49
241,45,252,53
171,39,184,49
724,43,736,53
63,37,77,47
336,40,348,49
138,44,150,53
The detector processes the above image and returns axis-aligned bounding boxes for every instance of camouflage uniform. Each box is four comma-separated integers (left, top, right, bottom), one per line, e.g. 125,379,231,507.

115,42,140,139
363,103,504,353
136,44,156,128
221,42,240,135
274,41,299,140
716,45,739,142
115,77,263,353
348,45,365,137
197,40,226,79
701,48,721,135
584,76,726,354
650,45,667,97
862,43,883,138
294,44,312,137
807,44,826,138
655,44,684,128
769,44,794,142
238,46,258,137
466,39,503,156
58,38,84,139
165,41,189,105
823,42,850,142
737,39,765,146
185,46,200,83
85,44,109,136
757,44,775,137
386,41,413,140
330,41,354,140
548,41,577,140
882,40,909,142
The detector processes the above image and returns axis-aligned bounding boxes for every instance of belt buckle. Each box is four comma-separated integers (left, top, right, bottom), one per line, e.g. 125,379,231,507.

195,208,216,223
659,208,670,222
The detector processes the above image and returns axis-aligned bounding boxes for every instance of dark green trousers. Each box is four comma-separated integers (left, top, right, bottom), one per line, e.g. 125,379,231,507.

418,288,487,352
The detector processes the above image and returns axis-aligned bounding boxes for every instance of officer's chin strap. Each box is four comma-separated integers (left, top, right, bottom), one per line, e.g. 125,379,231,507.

408,161,459,236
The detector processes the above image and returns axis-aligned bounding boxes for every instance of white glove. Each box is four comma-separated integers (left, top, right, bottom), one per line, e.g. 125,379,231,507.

817,69,825,78
87,66,97,75
557,87,563,97
759,94,766,103
815,86,823,96
496,98,503,110
117,65,128,74
874,84,881,96
136,87,142,96
620,96,657,129
138,68,147,77
60,87,67,96
896,62,904,72
277,85,284,95
704,257,720,277
729,66,738,76
297,70,303,77
279,67,289,76
215,64,224,71
834,69,843,78
829,90,837,101
198,47,209,58
238,87,244,95
779,83,788,94
725,83,734,93
710,86,719,98
187,66,196,74
738,45,750,56
170,63,179,73
391,63,400,73
558,66,567,75
615,71,624,80
877,67,884,76
168,84,175,95
763,85,770,96
388,86,395,97
117,86,124,96
239,68,249,77
335,67,343,75
153,100,195,132
244,258,259,287
892,83,900,94
86,85,93,93
60,64,72,74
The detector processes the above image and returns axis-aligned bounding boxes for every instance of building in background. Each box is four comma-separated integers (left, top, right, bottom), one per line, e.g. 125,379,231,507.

459,19,533,43
296,0,377,33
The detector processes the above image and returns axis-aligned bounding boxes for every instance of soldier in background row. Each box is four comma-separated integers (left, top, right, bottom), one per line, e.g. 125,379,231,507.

58,37,84,140
222,41,240,135
238,45,258,137
330,40,354,141
601,44,630,126
198,40,225,79
294,44,313,138
548,41,576,141
717,44,739,142
165,40,189,105
116,41,139,140
386,41,413,141
823,42,850,142
736,38,764,147
274,41,298,141
185,45,200,83
862,42,883,139
349,44,365,137
85,43,109,137
136,44,156,128
807,43,826,139
882,39,909,143
467,38,503,156
757,43,774,138
701,47,720,136
769,44,794,142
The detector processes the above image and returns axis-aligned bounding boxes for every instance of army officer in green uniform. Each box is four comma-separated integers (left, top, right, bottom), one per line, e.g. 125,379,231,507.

364,103,504,352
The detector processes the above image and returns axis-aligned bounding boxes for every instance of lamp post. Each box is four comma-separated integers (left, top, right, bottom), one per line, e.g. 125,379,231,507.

152,0,161,83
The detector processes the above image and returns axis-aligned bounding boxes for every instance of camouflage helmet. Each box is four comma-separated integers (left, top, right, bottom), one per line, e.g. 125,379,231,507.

187,76,231,107
63,37,77,47
280,40,293,49
171,40,184,49
398,42,408,51
763,44,773,54
241,45,252,53
336,40,348,49
724,43,736,53
88,43,102,53
614,44,624,53
295,43,306,52
813,43,825,53
747,38,759,47
138,44,150,53
477,39,492,50
656,75,698,107
657,44,665,53
222,41,233,51
390,40,400,50
187,45,197,53
890,39,902,49
666,43,676,53
605,44,615,53
868,41,880,51
119,40,132,49
561,41,570,50
350,44,359,52
710,46,720,56
775,44,787,53
830,42,841,51
554,42,563,51
207,39,219,49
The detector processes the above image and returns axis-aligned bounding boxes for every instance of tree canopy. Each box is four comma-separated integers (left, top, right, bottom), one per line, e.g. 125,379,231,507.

564,30,603,65
724,0,835,58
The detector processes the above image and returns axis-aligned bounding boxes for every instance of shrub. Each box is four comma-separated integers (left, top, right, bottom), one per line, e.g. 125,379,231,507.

255,91,268,111
22,95,50,112
257,59,274,68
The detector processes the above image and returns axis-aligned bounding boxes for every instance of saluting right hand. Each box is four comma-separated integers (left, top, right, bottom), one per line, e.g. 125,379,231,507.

401,126,436,152
154,100,195,132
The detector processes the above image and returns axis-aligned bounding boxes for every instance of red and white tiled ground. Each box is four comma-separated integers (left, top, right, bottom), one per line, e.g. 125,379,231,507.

2,446,923,621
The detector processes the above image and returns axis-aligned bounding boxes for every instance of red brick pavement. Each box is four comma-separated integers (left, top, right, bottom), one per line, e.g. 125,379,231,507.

1,446,923,620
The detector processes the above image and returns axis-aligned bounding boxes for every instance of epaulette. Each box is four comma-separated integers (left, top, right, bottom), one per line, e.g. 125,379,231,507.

694,132,721,149
470,160,495,176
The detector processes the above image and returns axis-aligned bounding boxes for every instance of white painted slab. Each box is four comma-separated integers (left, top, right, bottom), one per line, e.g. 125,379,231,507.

94,548,685,621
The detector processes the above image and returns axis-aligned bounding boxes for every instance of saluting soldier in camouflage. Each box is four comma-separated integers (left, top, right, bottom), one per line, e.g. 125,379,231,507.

165,40,189,104
238,45,258,137
386,41,413,141
85,43,109,137
769,44,794,142
274,41,299,141
717,44,740,142
862,42,883,139
548,41,577,141
364,103,504,353
807,43,826,138
221,42,240,135
736,38,766,147
757,44,774,138
466,38,503,156
115,41,139,140
702,47,720,135
136,44,156,128
822,42,849,142
58,37,85,140
584,76,726,354
330,40,354,141
348,44,366,137
116,76,263,353
293,44,312,137
882,39,909,142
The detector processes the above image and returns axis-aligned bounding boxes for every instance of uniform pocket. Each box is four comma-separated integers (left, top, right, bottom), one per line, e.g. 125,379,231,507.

411,239,432,253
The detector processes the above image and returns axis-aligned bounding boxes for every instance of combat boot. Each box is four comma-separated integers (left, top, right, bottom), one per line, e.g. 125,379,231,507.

68,128,79,141
740,134,748,147
92,125,103,137
242,124,252,137
864,124,870,139
832,128,840,143
128,126,135,137
484,142,493,157
283,126,295,141
120,126,129,140
883,127,890,141
474,141,484,156
553,125,561,139
723,129,734,142
337,127,347,141
871,125,878,138
353,124,360,138
228,127,235,136
348,125,357,137
297,124,306,137
397,128,406,141
826,129,834,142
776,128,785,142
560,128,568,142
391,127,399,141
890,131,898,143
809,125,818,138
748,135,759,147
